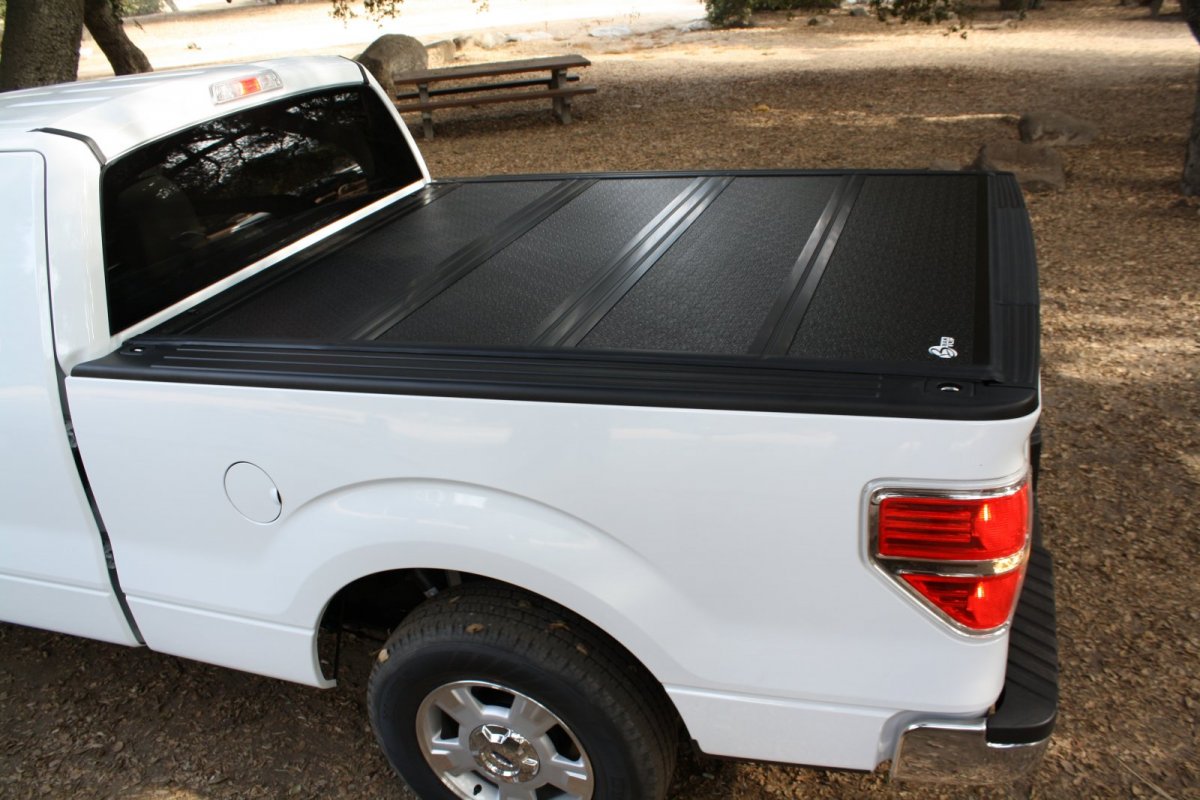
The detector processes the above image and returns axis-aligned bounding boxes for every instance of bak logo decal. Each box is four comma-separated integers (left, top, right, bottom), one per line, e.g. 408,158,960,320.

929,336,958,359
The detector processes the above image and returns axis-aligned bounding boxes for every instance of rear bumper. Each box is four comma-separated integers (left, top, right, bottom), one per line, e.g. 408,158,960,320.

891,541,1058,783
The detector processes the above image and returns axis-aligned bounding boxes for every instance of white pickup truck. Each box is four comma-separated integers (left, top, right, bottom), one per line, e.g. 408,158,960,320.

0,57,1057,799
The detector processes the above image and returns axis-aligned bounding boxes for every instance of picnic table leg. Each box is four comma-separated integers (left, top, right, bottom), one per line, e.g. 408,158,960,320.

551,68,572,124
418,83,434,140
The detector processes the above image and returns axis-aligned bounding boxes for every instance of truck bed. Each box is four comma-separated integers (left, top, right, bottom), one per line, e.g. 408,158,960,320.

87,171,1040,420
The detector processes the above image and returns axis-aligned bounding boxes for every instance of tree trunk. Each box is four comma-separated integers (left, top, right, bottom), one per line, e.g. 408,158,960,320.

1184,0,1200,194
1185,68,1200,196
83,0,153,76
0,0,86,91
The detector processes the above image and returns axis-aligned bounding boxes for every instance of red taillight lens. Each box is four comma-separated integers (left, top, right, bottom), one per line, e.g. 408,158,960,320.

878,483,1029,561
872,477,1032,633
901,570,1025,631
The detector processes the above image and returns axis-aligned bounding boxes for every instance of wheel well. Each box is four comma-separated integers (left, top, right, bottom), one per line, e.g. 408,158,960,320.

316,568,684,735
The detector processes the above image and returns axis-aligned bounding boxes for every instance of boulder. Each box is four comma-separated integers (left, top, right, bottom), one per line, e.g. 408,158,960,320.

849,7,870,16
1018,110,1098,147
509,31,553,42
425,39,458,65
808,15,834,25
971,140,1065,192
589,25,633,38
355,34,428,98
476,31,512,50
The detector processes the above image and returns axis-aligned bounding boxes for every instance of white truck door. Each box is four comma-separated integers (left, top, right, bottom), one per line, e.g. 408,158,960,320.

0,152,140,646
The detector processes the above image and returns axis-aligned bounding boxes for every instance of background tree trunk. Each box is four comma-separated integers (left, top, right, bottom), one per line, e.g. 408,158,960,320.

1185,0,1200,194
84,0,153,75
0,0,86,91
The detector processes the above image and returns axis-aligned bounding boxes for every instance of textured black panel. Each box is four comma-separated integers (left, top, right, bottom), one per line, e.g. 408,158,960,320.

581,176,840,355
190,180,552,339
381,178,692,346
992,209,1038,306
992,172,1025,209
988,539,1057,745
145,170,1042,419
533,177,733,347
996,305,1040,387
990,178,1038,307
788,175,982,364
752,175,863,355
358,179,596,339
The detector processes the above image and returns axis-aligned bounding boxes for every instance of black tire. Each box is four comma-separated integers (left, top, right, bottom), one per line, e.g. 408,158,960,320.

367,582,677,800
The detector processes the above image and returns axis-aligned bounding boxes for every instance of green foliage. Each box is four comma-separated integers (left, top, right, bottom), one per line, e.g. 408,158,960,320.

117,0,164,16
705,0,837,27
331,0,402,22
704,0,754,26
756,0,840,10
330,0,486,22
868,0,968,25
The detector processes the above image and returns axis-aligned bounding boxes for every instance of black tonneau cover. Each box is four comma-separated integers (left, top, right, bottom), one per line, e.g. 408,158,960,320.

80,170,1040,420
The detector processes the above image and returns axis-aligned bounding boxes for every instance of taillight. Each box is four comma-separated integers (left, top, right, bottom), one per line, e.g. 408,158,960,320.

871,478,1031,634
878,484,1029,561
900,572,1024,631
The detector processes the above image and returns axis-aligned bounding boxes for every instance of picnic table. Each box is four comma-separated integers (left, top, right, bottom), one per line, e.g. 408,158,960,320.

391,54,596,139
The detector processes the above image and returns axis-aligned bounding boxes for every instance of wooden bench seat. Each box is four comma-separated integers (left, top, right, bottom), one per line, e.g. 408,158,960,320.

390,54,595,139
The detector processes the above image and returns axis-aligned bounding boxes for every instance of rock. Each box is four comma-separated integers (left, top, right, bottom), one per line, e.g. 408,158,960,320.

425,39,459,65
589,25,633,38
509,31,553,42
676,19,713,32
807,15,834,26
849,7,869,16
971,140,1065,192
928,159,962,172
1018,110,1098,147
475,31,511,50
355,34,428,97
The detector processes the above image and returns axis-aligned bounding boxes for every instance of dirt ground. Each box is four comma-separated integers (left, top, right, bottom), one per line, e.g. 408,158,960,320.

4,1,1200,798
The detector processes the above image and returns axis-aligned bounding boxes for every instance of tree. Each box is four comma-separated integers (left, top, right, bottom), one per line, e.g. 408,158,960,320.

0,0,152,92
85,0,153,75
1184,0,1200,195
0,0,85,90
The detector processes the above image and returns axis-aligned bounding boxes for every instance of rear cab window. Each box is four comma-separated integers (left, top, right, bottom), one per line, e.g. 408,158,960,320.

101,85,422,333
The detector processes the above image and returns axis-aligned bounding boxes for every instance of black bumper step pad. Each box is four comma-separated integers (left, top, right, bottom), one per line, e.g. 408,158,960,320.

988,539,1058,745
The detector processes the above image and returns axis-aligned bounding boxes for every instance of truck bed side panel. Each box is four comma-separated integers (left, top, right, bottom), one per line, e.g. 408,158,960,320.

66,372,1037,768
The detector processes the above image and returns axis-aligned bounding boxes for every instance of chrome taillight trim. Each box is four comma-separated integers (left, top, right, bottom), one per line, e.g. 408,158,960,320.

865,472,1033,637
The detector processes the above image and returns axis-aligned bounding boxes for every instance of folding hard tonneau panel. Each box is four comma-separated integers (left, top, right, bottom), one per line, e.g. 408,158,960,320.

84,171,1040,421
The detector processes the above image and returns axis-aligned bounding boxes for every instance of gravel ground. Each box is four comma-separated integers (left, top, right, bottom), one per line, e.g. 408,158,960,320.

3,2,1199,798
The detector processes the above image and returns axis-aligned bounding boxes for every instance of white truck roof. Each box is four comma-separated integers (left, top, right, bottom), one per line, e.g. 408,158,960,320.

0,56,365,161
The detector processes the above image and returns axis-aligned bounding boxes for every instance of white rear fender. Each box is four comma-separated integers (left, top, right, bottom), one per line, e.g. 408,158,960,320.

285,478,693,682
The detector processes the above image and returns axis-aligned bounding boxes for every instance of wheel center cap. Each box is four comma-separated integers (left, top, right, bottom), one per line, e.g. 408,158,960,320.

468,724,540,783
